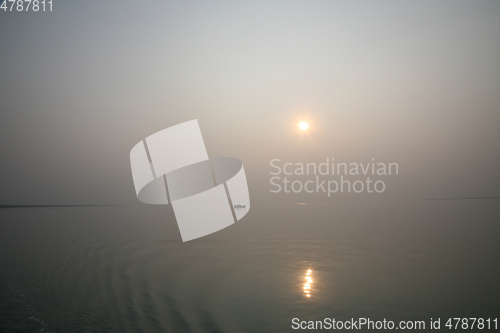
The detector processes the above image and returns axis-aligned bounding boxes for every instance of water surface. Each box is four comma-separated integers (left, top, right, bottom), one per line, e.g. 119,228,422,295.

1,200,499,332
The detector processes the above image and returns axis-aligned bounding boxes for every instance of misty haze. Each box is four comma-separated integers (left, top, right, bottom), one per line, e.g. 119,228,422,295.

1,1,499,332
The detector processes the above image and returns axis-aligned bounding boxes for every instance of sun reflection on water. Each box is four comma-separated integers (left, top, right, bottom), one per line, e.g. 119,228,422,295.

303,269,313,297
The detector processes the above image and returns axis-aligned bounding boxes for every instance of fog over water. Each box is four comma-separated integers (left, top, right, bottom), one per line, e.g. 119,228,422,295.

0,1,499,332
0,1,499,205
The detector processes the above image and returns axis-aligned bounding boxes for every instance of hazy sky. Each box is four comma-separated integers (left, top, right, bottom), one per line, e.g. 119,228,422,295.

0,1,499,205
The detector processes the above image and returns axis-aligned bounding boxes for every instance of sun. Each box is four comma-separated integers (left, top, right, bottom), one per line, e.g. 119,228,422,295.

299,122,308,131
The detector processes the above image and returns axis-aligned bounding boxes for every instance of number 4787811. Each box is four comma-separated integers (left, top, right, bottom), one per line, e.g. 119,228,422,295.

1,0,52,11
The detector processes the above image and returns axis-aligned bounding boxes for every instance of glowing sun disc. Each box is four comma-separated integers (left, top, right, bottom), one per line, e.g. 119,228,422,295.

299,122,308,131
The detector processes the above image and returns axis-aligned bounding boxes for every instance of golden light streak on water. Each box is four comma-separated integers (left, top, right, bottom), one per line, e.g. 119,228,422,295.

303,269,313,298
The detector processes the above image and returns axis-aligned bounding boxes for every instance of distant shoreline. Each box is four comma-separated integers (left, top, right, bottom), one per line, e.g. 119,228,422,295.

1,197,499,209
0,205,127,209
420,196,500,201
